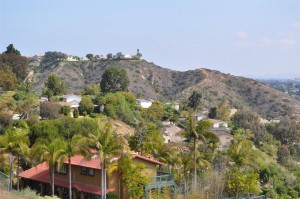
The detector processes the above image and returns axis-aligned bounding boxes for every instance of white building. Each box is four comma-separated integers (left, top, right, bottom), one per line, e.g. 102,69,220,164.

136,99,153,108
67,56,78,62
192,113,208,121
62,94,82,108
208,119,228,128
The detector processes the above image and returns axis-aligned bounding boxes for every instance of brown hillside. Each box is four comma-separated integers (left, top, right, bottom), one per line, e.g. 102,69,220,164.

30,60,300,119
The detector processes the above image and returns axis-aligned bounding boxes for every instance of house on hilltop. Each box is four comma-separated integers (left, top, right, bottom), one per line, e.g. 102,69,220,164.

32,54,45,61
19,154,175,199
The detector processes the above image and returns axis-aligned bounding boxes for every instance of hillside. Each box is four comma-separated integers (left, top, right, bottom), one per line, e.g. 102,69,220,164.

30,59,300,119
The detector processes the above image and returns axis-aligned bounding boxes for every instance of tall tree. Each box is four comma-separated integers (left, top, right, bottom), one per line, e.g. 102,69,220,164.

187,91,202,110
144,100,164,122
3,44,21,55
86,53,93,60
0,68,18,90
31,138,64,196
100,67,130,93
0,126,29,191
180,114,216,195
0,53,28,81
40,101,60,119
118,153,150,199
208,107,217,119
78,96,94,115
43,74,65,99
216,98,231,121
177,151,193,199
54,134,90,199
89,123,124,199
226,167,260,199
231,109,266,144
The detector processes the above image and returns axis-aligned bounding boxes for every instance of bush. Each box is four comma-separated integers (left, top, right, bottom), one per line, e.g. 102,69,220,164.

73,108,79,118
107,192,119,199
60,106,71,116
104,93,136,125
287,188,298,198
78,96,94,115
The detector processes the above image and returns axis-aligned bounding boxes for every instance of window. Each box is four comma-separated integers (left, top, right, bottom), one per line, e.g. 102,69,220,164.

81,167,95,176
55,163,67,174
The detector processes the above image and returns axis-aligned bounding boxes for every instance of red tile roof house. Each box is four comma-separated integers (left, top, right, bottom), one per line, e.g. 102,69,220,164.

19,154,175,199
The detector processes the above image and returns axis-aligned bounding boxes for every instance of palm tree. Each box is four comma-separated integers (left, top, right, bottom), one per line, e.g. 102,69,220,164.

54,134,90,199
180,114,217,194
0,126,29,191
177,151,193,199
31,138,63,196
89,123,124,199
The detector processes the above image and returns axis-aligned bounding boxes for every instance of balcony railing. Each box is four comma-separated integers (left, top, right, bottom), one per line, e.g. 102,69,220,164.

225,195,266,199
145,173,175,191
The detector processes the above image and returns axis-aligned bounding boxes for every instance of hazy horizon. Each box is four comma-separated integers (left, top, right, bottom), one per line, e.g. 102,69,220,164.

1,0,299,78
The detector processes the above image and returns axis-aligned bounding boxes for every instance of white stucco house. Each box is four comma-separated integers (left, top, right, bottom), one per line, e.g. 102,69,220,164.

192,113,208,121
136,99,153,108
66,56,78,62
208,119,228,128
62,94,82,108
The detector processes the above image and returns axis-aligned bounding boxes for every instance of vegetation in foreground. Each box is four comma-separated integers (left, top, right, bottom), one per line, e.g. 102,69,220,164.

0,44,300,199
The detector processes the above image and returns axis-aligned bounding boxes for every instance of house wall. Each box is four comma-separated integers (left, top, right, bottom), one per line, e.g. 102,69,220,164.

133,158,158,177
213,122,228,128
54,165,102,187
107,170,121,197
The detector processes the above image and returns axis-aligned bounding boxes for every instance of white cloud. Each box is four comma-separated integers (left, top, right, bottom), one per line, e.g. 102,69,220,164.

259,38,274,46
237,37,298,48
236,31,249,39
292,22,300,29
279,38,298,45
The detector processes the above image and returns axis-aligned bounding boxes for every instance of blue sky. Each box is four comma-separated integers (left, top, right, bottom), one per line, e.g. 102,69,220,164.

1,0,300,78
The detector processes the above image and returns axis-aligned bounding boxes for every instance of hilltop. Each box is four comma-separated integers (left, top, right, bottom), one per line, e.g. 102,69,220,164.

29,59,300,119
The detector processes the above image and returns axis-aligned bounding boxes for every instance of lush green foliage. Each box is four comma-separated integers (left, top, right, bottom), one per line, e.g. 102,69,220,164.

44,51,67,61
40,102,60,120
118,154,150,198
3,44,21,55
100,66,130,93
104,92,136,125
0,52,28,81
78,96,94,115
187,91,202,110
42,74,65,99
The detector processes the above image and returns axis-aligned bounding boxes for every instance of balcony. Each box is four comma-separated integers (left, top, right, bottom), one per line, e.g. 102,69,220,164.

145,173,175,191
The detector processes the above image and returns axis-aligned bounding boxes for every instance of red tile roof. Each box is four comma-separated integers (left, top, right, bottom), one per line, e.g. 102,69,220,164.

20,154,163,195
19,163,113,195
63,155,101,169
133,154,164,166
60,154,163,168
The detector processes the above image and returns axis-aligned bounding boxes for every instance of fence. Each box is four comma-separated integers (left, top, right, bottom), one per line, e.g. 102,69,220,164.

0,171,9,191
